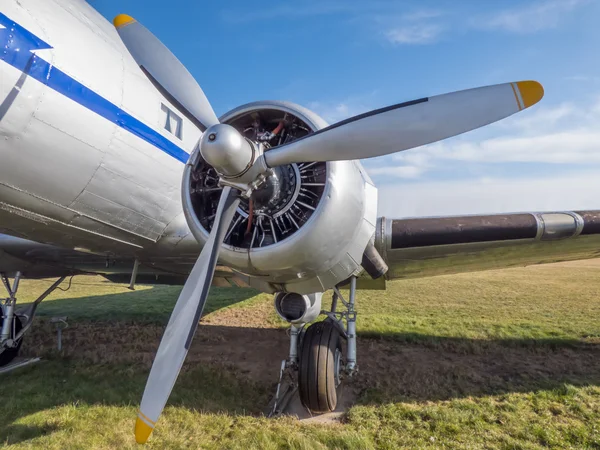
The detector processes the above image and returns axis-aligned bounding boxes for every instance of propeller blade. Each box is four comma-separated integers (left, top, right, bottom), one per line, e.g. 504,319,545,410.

113,14,219,130
134,187,239,444
264,81,544,167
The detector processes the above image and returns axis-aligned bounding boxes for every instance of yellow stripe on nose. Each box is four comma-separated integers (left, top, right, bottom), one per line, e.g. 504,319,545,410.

135,417,154,444
113,14,136,29
517,80,544,109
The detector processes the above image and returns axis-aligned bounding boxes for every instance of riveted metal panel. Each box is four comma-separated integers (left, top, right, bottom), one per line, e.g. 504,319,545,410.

71,166,173,241
1,117,104,207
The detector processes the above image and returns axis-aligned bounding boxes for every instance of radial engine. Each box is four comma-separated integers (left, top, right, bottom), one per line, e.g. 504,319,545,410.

182,101,380,294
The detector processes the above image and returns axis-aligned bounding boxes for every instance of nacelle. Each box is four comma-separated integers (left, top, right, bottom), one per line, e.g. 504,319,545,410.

182,101,377,293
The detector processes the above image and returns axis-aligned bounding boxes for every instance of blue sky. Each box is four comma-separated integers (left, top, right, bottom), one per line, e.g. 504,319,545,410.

94,0,600,217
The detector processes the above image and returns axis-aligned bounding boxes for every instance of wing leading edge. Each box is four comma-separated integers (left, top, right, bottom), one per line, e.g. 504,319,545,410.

376,211,600,280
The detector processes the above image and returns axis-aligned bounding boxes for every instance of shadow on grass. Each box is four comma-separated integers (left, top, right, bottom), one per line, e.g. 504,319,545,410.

2,322,600,442
23,285,261,324
1,423,60,446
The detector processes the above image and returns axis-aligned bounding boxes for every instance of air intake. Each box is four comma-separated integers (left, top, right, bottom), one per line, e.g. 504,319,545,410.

274,292,323,324
276,293,306,321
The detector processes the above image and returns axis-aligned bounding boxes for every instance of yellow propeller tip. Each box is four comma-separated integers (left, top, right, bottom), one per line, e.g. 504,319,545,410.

113,14,136,29
134,417,154,444
516,80,544,109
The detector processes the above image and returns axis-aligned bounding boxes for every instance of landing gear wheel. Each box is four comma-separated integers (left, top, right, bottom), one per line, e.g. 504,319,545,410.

298,319,343,413
0,315,23,367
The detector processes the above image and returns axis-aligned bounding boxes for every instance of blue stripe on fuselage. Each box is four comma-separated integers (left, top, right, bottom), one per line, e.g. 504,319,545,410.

0,12,189,164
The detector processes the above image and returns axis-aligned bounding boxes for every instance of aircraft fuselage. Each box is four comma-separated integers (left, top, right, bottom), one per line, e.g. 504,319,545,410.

0,0,203,267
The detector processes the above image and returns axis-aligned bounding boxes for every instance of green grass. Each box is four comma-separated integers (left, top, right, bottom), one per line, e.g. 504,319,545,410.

17,278,269,324
355,262,600,343
2,260,600,449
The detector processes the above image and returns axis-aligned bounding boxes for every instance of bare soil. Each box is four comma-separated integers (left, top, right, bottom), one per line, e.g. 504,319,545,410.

23,318,600,413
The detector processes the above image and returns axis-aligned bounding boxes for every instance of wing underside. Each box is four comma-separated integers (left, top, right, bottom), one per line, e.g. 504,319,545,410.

375,210,600,280
0,234,245,288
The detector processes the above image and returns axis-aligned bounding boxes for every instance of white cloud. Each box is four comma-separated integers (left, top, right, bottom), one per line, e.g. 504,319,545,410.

371,95,600,217
473,0,588,34
383,8,445,45
368,165,424,179
224,0,590,49
384,0,588,44
366,97,600,180
427,130,600,164
385,24,444,45
505,103,578,132
377,171,600,218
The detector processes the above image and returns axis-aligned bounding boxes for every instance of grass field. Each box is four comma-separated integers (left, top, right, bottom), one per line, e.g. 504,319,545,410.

2,260,600,449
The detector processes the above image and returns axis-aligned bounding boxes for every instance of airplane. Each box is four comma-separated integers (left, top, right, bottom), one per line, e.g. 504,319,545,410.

1,0,599,444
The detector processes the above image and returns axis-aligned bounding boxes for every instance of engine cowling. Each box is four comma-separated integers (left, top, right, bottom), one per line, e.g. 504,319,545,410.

182,101,377,294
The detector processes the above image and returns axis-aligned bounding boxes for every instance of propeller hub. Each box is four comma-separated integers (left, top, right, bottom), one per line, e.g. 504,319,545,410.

200,124,254,178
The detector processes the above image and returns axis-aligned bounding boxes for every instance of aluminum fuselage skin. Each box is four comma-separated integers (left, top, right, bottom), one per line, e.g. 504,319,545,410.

0,0,377,293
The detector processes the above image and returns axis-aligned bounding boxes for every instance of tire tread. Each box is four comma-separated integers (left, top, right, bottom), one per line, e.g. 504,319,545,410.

298,320,341,413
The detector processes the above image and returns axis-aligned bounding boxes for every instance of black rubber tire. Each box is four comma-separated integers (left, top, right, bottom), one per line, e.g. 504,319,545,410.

0,315,23,367
298,319,342,413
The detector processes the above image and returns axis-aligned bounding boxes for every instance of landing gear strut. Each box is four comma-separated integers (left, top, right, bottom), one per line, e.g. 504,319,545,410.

270,276,358,416
0,272,66,367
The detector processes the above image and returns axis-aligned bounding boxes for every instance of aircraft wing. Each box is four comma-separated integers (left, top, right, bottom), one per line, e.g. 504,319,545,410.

375,210,600,281
3,209,600,288
0,234,246,288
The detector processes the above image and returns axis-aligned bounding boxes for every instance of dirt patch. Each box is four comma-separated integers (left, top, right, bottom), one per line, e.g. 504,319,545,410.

202,298,283,330
354,338,600,403
22,319,600,407
24,320,287,382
